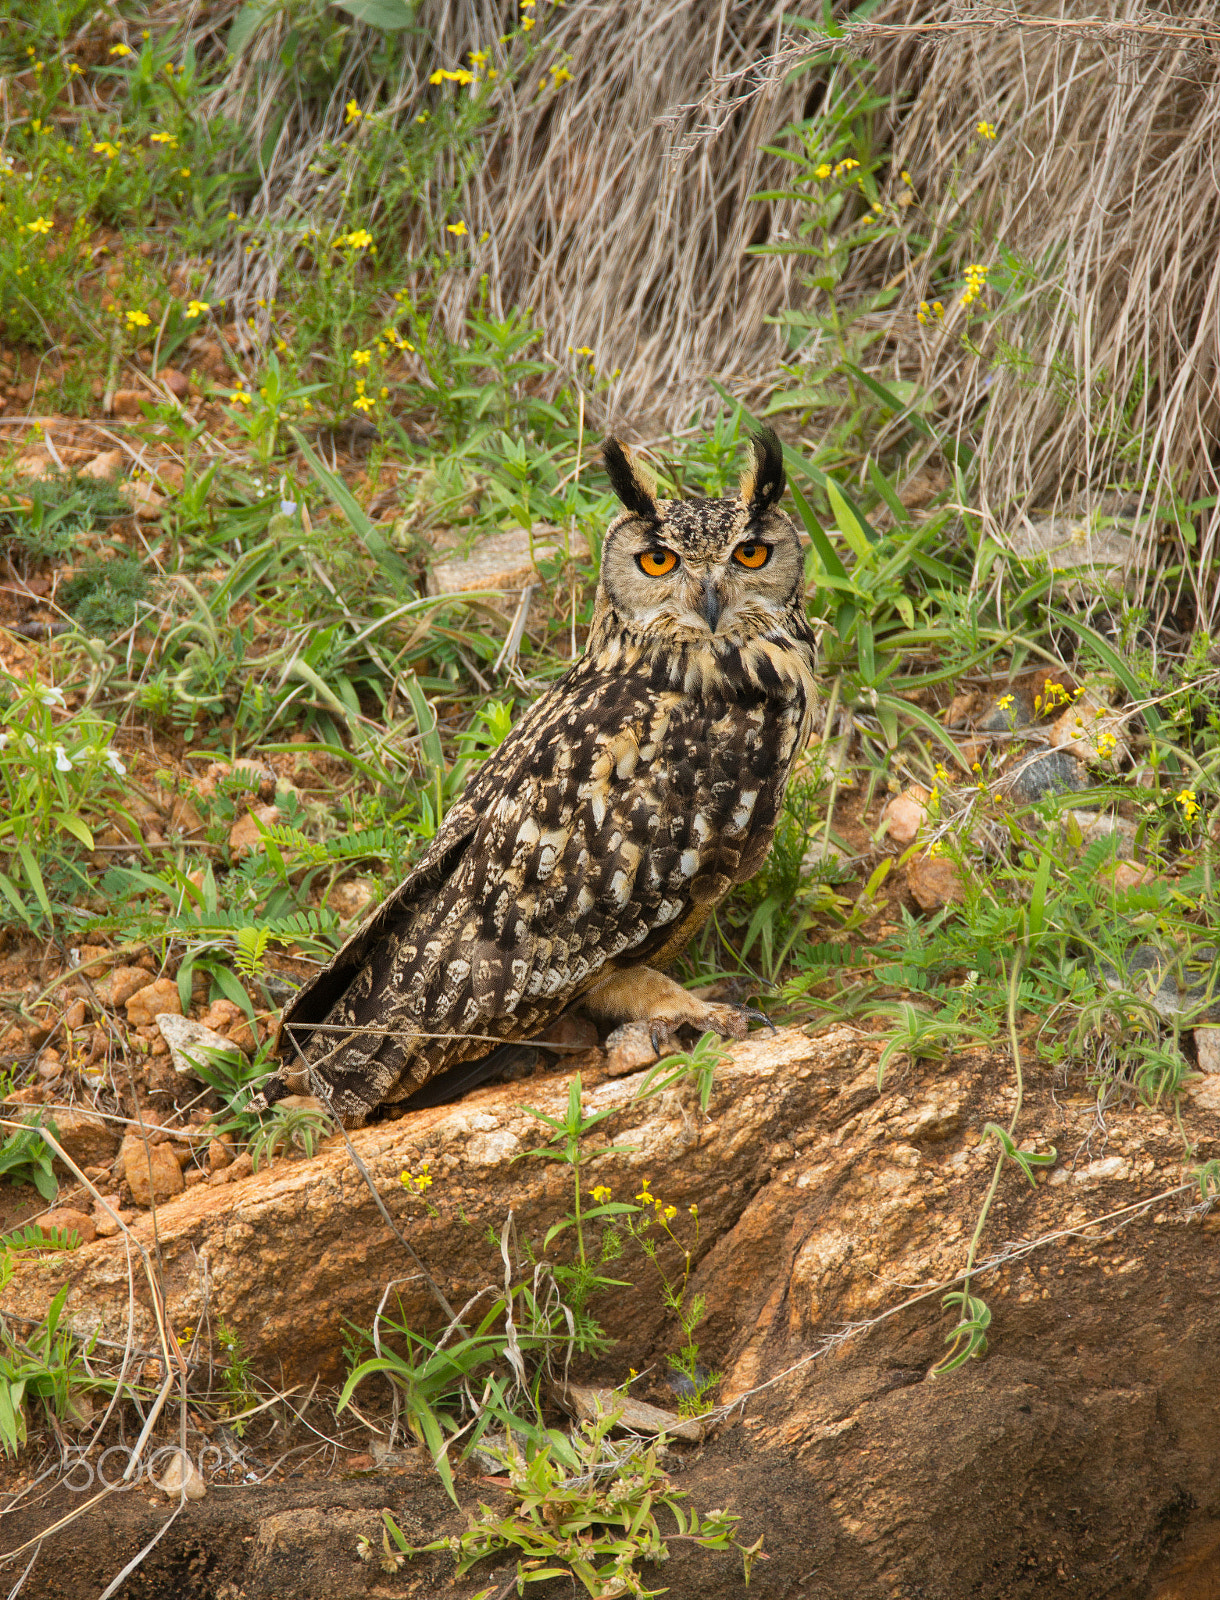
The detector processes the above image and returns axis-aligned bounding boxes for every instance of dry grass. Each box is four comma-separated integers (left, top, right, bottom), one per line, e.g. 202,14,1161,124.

854,1,1220,617
185,0,1220,607
189,0,812,430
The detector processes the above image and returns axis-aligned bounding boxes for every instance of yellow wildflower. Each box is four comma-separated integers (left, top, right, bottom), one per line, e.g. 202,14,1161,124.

26,217,52,235
447,220,468,236
178,166,191,177
345,99,363,123
92,140,121,159
814,162,832,179
108,43,132,56
185,299,210,318
150,131,176,146
977,120,997,140
351,349,371,366
550,64,572,85
125,308,152,328
1177,789,1200,821
591,1185,612,1204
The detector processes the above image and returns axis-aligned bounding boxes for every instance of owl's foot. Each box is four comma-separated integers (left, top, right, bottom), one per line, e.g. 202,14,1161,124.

584,965,770,1053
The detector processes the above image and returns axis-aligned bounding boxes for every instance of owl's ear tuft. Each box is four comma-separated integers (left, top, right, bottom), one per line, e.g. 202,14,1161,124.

739,427,786,515
603,438,659,520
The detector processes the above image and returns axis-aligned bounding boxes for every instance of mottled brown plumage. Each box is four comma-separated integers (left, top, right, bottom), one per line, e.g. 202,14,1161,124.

265,427,818,1124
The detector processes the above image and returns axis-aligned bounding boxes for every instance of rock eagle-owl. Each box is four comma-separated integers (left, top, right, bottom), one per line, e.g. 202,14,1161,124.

262,427,818,1124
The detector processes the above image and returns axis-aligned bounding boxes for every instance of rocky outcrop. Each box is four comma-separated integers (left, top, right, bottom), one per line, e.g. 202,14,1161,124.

4,1024,1219,1598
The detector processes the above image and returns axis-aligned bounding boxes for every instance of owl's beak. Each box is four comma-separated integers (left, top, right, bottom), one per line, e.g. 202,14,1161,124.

698,577,724,632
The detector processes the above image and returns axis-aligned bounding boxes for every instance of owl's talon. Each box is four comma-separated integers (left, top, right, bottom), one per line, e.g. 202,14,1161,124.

742,1006,778,1034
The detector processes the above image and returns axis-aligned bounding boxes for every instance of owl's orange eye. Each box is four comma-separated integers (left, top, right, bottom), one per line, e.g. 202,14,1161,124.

733,541,771,569
637,548,679,577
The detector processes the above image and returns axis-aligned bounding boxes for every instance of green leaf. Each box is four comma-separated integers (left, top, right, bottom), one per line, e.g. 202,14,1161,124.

16,845,51,922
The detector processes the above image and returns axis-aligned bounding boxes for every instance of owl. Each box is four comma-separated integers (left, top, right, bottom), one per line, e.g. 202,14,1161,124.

262,427,818,1125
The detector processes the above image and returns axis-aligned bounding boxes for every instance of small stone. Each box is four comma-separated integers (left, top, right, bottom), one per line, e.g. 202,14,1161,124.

208,1150,253,1186
1050,693,1127,767
206,1138,233,1173
49,1108,119,1169
1195,1028,1220,1075
201,999,245,1034
64,1000,88,1030
111,389,148,416
155,1013,235,1079
101,966,150,1009
604,1021,661,1077
228,804,281,859
126,979,182,1028
92,1203,127,1238
906,854,964,912
158,367,190,399
1110,860,1154,891
155,1448,207,1500
118,478,166,520
1000,750,1087,804
36,1048,63,1080
37,1207,96,1245
330,878,377,921
184,1167,207,1187
79,449,124,481
883,785,930,846
122,1135,186,1206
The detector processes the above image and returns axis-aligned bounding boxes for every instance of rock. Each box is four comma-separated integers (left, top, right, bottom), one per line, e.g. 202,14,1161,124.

207,1138,234,1172
36,1048,62,1080
79,449,124,481
209,1150,253,1186
882,784,929,845
1195,1027,1220,1074
976,692,1033,732
9,1028,1220,1600
110,389,149,416
154,1014,237,1079
1000,748,1087,803
906,853,964,911
229,804,281,859
48,1108,119,1169
329,878,377,921
200,997,258,1054
1050,691,1128,767
125,978,182,1028
1109,859,1155,891
36,1207,96,1245
1100,943,1220,1023
426,526,590,600
92,1203,130,1238
1005,501,1145,595
100,965,152,1009
118,478,166,520
64,1000,88,1031
604,1020,662,1077
158,367,190,399
153,1448,207,1500
121,1135,185,1207
559,1381,706,1443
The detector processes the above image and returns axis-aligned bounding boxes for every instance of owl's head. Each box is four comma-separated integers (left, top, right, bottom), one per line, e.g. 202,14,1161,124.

596,428,805,645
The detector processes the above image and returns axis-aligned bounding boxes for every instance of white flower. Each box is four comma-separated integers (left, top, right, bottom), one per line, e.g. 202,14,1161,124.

39,686,68,708
54,744,74,772
104,748,127,776
0,732,8,750
280,499,297,516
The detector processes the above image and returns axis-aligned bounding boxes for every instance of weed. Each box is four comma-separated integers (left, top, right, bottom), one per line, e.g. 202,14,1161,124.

0,1115,60,1203
393,1405,764,1597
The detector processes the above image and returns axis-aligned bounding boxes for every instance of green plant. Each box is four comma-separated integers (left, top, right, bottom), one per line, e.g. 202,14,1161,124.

623,1181,719,1417
393,1405,763,1598
0,1115,60,1203
0,672,132,927
215,1321,258,1435
633,1030,729,1119
517,1074,639,1354
0,1284,96,1456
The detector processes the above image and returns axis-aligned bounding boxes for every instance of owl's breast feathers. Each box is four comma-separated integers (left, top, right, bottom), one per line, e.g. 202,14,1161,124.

273,610,817,1113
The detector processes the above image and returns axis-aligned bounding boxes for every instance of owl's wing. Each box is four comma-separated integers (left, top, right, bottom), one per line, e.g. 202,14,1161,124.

273,664,596,1053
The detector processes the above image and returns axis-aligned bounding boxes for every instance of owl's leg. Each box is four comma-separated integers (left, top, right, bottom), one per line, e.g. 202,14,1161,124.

581,965,758,1042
